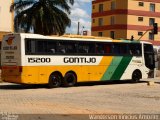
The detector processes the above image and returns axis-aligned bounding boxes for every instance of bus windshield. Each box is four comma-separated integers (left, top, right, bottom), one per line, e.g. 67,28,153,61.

144,44,155,70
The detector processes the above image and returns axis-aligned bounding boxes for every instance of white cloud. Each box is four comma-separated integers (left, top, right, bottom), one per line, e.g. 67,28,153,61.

67,1,91,35
77,0,91,3
70,8,90,18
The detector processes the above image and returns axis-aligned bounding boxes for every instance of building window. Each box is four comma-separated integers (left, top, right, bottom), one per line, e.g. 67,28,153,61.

149,32,154,40
92,19,95,23
99,4,103,12
93,5,95,9
110,31,115,39
138,17,143,22
150,3,155,12
98,18,103,26
111,1,116,10
98,32,103,36
138,32,143,36
149,18,155,26
110,16,115,25
139,2,144,6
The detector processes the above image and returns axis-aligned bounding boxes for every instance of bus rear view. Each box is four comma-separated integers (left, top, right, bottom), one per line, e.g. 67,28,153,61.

1,34,22,83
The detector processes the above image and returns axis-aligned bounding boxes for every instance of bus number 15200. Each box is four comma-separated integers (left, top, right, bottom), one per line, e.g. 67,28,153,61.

28,58,51,63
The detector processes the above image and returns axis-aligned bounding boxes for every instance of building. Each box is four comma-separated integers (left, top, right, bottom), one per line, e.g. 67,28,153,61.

92,0,160,42
0,0,14,41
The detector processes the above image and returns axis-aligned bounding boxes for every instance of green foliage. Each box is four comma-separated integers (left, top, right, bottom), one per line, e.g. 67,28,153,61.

10,0,74,35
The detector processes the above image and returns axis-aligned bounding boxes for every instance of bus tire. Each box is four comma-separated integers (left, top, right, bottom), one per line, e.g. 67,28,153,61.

63,72,77,87
132,70,142,83
48,73,62,88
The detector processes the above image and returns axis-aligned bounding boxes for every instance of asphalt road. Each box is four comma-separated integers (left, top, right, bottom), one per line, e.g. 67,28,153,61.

0,79,160,120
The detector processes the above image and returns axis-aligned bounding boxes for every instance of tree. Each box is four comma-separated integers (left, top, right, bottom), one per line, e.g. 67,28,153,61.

10,0,74,35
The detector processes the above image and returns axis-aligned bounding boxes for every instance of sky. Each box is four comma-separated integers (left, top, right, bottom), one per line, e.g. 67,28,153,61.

66,0,92,35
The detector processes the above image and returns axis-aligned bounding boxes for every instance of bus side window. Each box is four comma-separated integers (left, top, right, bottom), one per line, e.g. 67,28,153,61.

78,42,89,54
96,43,105,54
136,44,142,55
78,42,95,53
47,41,56,54
96,43,112,54
56,41,77,54
112,43,128,55
104,44,112,54
129,44,142,56
113,44,120,55
129,44,135,55
25,39,36,54
57,42,66,53
36,40,48,54
88,43,95,54
25,39,31,54
120,44,128,55
65,42,77,54
50,49,55,53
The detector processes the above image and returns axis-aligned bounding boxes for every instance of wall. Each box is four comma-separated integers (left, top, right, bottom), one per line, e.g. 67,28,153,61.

0,0,13,33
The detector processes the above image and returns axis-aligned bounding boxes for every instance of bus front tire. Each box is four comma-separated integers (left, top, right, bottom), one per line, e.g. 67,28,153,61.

63,72,77,87
132,70,141,83
48,73,61,88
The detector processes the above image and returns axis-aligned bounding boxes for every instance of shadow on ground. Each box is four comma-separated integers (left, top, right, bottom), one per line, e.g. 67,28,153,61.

0,80,146,90
155,82,160,84
0,83,47,90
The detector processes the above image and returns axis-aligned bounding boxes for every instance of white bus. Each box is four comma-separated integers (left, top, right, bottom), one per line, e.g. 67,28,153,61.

1,33,155,87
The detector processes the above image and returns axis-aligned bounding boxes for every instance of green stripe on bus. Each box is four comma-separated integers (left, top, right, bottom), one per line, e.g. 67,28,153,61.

101,56,123,81
110,56,132,80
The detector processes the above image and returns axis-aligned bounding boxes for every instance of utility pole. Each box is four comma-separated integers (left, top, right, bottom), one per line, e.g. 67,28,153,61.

77,22,80,35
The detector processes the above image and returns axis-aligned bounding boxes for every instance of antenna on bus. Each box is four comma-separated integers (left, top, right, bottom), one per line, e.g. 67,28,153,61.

138,23,158,41
131,35,134,41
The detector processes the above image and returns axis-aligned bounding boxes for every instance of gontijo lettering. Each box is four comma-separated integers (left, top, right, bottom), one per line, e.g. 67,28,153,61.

64,57,96,63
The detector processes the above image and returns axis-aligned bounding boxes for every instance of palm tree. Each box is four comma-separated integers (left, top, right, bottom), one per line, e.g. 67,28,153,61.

10,0,74,35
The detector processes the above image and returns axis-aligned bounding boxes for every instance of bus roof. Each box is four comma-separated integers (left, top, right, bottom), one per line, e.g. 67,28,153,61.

5,33,152,44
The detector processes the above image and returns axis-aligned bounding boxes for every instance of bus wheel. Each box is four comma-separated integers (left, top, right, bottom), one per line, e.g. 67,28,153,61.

132,70,141,83
63,72,77,87
48,73,62,88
